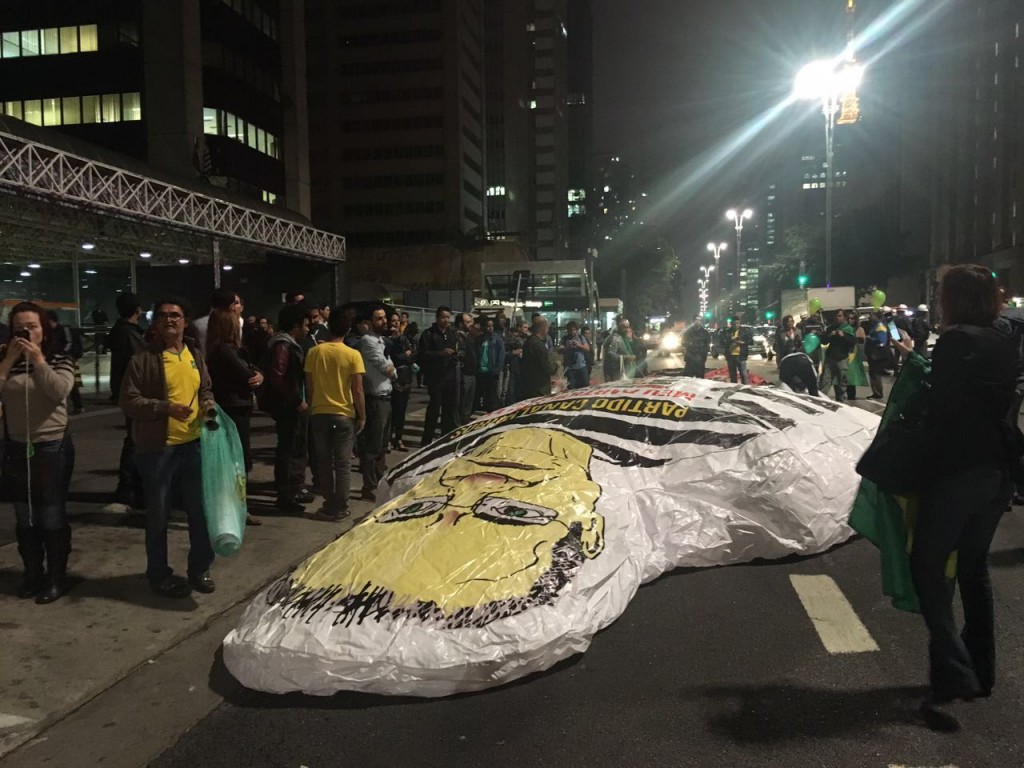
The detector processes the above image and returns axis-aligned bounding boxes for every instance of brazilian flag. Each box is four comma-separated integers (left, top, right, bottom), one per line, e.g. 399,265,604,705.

849,352,940,613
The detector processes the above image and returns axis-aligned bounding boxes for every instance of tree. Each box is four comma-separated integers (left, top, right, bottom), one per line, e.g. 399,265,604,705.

621,237,679,321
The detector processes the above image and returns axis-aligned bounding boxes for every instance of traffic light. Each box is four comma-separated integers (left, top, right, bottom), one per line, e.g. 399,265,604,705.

765,310,775,320
797,274,809,288
704,311,712,319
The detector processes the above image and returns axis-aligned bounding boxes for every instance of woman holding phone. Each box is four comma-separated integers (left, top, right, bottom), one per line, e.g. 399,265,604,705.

0,302,76,604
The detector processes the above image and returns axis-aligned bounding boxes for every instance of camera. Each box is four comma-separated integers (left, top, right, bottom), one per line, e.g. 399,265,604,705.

14,328,30,340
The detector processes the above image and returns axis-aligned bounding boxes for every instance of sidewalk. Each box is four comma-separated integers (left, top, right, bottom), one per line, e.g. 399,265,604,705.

0,391,429,760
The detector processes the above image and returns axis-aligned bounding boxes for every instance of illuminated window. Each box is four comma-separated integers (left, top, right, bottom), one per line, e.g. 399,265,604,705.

42,97,60,125
62,96,81,125
41,28,58,54
20,29,40,56
203,107,218,134
121,92,141,121
101,93,120,122
2,32,19,57
79,24,98,52
82,95,100,123
3,101,22,119
59,26,78,53
23,99,42,126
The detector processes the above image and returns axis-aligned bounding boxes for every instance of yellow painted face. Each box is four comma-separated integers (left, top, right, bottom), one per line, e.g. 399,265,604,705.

292,428,604,619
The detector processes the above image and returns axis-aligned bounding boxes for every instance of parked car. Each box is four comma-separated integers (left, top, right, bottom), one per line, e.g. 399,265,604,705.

752,325,775,360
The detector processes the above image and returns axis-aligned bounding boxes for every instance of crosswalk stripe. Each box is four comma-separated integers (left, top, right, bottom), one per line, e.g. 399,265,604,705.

790,574,880,654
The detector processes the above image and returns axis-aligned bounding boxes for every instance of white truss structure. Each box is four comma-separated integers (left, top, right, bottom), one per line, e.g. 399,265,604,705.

0,128,344,263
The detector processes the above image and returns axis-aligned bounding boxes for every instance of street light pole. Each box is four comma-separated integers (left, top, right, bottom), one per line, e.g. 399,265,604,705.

706,242,727,320
725,209,752,309
794,55,864,288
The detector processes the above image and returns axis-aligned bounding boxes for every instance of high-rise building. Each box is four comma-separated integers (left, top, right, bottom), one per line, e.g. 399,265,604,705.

0,0,310,216
305,0,486,247
927,0,1024,280
566,0,593,259
484,0,530,241
528,0,570,260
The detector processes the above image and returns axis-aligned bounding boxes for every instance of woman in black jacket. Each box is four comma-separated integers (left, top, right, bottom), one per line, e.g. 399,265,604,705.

896,265,1020,731
206,309,264,525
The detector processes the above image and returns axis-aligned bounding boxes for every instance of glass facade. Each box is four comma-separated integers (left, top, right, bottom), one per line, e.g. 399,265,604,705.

0,24,97,58
203,106,281,159
0,92,142,126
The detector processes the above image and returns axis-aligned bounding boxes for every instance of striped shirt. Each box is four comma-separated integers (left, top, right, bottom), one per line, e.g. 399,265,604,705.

1,353,76,442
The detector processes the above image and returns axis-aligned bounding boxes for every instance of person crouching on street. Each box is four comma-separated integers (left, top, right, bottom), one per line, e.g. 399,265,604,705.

0,302,76,604
120,298,216,599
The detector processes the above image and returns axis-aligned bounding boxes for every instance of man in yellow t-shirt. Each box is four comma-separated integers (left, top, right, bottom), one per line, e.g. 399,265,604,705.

120,298,215,599
304,311,366,521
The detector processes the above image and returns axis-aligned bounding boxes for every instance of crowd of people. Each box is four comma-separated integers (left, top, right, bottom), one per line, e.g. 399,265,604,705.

0,289,611,602
2,266,1021,736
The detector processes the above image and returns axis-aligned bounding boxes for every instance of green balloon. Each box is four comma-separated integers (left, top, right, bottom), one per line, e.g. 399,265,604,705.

808,297,822,314
871,289,886,310
803,333,821,355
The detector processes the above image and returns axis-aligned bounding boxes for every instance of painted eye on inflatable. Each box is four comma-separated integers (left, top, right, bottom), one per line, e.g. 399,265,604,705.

474,498,557,526
377,497,448,522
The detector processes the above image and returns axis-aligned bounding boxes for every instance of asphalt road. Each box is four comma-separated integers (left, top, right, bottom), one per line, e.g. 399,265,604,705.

150,359,1024,768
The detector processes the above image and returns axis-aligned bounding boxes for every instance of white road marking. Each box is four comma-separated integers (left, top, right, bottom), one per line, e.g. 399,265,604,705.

0,713,35,729
888,764,960,768
789,574,880,654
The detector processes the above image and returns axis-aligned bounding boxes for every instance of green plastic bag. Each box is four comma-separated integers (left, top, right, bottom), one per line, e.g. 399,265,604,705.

200,404,247,556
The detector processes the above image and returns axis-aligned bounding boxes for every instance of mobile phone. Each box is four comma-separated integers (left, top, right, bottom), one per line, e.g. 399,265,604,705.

887,321,901,341
14,328,30,340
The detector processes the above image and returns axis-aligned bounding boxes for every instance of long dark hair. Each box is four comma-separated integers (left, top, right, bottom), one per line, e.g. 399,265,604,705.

8,301,58,358
940,264,1001,328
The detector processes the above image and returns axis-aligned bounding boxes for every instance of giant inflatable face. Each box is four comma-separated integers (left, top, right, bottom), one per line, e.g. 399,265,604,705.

284,428,604,628
225,376,879,697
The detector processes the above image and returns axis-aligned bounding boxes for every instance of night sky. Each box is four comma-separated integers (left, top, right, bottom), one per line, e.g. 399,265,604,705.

590,0,885,291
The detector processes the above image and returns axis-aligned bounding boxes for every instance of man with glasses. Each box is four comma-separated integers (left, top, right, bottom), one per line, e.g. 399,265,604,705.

120,298,216,599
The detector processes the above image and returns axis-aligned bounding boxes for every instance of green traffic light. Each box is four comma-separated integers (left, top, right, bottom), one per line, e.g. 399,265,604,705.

703,311,712,319
797,275,808,288
765,311,775,320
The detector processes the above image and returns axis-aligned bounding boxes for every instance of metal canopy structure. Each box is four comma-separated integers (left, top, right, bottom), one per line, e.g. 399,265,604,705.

0,124,344,267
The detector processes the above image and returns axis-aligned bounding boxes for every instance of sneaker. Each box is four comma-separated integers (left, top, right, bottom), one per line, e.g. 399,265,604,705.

360,489,377,502
295,489,316,504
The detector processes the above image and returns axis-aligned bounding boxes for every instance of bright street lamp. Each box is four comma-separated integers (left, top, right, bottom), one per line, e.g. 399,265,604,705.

725,209,753,304
794,55,864,287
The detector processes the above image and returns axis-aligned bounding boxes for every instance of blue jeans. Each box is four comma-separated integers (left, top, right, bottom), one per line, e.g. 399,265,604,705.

311,414,355,513
135,441,213,583
9,436,75,531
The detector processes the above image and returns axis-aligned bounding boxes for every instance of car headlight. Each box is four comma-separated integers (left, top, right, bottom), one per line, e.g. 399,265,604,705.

660,332,681,351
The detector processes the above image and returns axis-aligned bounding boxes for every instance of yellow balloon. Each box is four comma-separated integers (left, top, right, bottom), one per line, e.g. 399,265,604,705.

808,298,822,314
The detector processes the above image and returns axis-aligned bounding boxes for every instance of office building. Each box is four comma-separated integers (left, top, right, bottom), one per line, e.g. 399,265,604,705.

305,0,486,247
0,0,311,216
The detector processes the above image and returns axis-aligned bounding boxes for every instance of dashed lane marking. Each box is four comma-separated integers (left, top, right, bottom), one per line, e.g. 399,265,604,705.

789,574,880,654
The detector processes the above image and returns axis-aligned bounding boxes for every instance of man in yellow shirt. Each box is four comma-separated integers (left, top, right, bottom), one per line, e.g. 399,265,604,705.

121,298,215,599
304,310,366,520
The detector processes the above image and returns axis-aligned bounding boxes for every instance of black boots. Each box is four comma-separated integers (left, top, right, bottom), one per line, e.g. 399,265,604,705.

36,527,72,605
15,527,45,599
